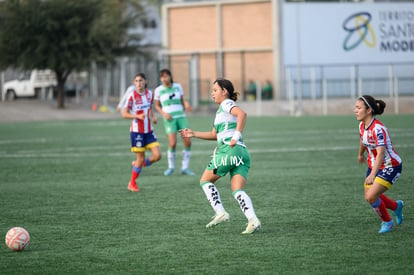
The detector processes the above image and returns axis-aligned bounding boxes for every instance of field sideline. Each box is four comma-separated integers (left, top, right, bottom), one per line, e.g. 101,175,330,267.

1,114,413,274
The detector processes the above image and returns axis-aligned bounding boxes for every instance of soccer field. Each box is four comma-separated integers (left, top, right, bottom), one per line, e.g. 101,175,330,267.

1,114,414,274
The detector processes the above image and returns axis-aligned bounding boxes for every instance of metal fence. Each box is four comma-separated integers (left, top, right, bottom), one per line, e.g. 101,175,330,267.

2,58,413,115
90,57,213,111
284,62,414,115
89,58,164,107
285,63,414,99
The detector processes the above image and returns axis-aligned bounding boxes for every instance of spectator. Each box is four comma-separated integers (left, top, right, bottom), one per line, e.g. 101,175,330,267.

247,80,256,101
262,80,273,100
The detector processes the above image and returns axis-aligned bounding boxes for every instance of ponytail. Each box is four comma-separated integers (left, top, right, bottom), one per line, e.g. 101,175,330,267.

375,99,386,115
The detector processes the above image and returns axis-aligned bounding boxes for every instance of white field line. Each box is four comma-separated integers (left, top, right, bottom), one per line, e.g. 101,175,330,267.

1,143,413,159
3,138,359,154
0,135,360,154
245,128,414,136
1,129,414,146
0,135,125,145
20,120,126,128
0,135,356,148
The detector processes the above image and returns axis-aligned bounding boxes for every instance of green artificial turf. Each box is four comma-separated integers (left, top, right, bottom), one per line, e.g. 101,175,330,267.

1,114,413,274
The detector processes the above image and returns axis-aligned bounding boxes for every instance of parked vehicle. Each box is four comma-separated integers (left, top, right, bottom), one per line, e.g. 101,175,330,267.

2,70,56,101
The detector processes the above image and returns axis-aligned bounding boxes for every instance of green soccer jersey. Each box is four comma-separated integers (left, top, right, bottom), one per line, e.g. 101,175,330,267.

154,83,185,119
214,99,245,147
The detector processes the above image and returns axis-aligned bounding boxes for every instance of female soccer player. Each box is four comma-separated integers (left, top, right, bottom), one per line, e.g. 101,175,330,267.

122,73,161,192
154,69,194,176
355,95,404,233
179,78,261,234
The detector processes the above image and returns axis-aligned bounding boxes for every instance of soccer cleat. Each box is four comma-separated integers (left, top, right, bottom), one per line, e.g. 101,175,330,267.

206,212,230,228
393,200,404,225
127,182,139,192
181,168,195,176
164,168,174,176
378,220,394,234
242,217,261,234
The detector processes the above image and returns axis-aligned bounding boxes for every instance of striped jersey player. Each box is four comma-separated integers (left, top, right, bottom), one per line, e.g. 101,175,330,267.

154,69,194,176
154,82,186,120
122,73,161,192
355,95,404,234
127,88,154,134
214,98,245,148
179,78,261,234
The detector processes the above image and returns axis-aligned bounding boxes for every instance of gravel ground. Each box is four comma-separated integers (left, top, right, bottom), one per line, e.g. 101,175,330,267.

0,99,120,123
1,96,413,123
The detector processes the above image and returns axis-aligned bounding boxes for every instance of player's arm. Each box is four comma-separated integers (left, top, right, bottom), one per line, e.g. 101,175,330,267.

229,106,246,147
181,96,192,112
122,108,145,120
154,100,172,121
149,108,157,124
180,127,217,140
177,84,187,110
180,96,185,108
358,140,366,164
149,92,157,124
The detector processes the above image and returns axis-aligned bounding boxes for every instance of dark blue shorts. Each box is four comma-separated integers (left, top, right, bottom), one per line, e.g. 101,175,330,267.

130,132,159,153
365,164,402,189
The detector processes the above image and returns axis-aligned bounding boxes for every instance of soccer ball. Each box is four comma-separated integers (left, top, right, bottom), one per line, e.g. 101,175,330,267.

5,227,30,251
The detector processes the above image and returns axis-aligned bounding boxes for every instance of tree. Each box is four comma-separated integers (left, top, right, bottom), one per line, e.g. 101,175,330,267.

0,0,143,108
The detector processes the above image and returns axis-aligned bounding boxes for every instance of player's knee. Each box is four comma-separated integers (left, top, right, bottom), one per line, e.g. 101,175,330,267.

153,151,161,162
183,138,191,146
365,193,378,204
200,178,210,185
135,159,145,167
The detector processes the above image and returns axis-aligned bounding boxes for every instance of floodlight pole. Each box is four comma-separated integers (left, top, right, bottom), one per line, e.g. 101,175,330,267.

272,0,284,101
0,71,4,101
295,4,303,116
119,57,127,100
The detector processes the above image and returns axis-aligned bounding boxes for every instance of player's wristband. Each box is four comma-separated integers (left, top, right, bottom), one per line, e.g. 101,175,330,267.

232,131,242,141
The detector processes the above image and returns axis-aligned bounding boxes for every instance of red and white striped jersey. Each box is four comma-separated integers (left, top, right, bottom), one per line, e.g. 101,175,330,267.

126,89,154,133
359,118,401,169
